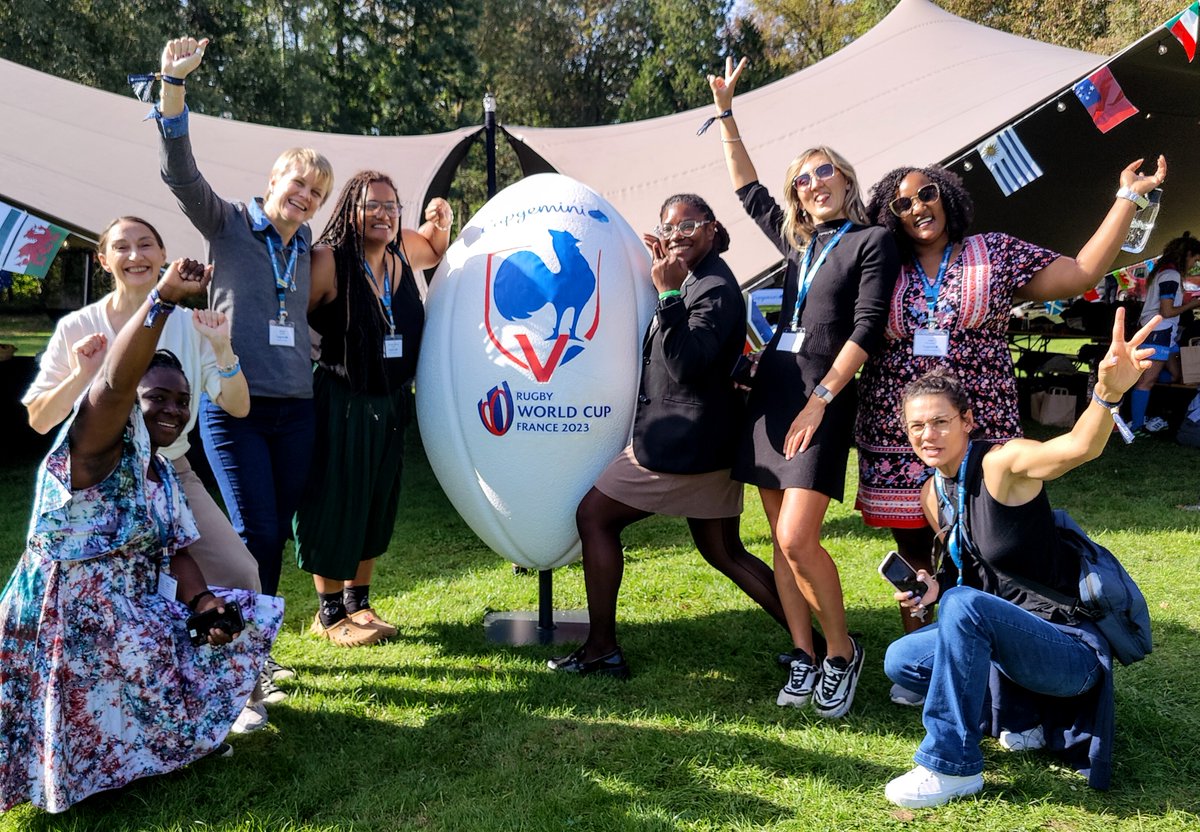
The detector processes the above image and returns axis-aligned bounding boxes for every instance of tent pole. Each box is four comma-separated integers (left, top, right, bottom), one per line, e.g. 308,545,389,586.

484,92,497,198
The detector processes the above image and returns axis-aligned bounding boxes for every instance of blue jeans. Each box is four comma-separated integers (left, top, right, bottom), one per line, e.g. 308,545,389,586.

884,586,1103,776
200,395,316,595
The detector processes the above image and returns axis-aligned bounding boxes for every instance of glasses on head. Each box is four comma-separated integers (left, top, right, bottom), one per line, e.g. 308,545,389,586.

656,219,711,238
792,163,837,191
364,200,401,217
888,183,941,217
905,413,961,439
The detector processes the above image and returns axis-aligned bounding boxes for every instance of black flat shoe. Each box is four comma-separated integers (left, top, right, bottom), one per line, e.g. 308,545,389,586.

548,647,631,680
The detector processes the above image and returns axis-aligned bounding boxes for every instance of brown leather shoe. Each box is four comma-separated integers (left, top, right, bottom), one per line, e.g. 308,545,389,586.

309,613,384,647
348,608,399,639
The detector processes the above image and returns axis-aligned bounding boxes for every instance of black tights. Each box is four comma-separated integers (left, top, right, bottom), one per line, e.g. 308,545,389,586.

574,487,787,659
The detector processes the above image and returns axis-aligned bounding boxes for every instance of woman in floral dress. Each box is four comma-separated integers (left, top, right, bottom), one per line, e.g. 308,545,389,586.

0,259,283,814
855,158,1166,655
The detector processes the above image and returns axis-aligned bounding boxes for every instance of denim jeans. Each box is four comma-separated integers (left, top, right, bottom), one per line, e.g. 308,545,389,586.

200,395,316,595
884,586,1103,776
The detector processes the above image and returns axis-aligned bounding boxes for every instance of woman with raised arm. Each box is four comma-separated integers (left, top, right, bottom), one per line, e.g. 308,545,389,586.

549,193,788,679
881,308,1156,808
708,58,899,717
153,37,333,683
0,260,283,814
294,171,451,646
855,159,1165,686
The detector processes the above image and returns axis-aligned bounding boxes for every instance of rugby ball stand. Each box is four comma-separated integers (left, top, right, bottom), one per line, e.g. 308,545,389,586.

482,569,590,646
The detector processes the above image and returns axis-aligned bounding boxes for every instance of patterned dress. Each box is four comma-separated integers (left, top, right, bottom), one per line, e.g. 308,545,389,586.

0,411,284,814
855,232,1059,527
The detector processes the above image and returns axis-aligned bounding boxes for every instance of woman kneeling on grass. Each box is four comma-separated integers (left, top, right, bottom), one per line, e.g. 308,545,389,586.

882,307,1156,809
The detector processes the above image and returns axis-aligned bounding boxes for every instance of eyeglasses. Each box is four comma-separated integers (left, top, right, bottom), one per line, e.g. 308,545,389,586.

792,163,837,191
905,413,960,439
364,200,401,217
656,219,711,238
888,183,941,217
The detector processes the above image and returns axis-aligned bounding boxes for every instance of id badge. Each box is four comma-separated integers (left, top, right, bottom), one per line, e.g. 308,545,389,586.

157,568,178,602
269,319,296,347
383,334,404,359
913,328,950,357
778,328,805,354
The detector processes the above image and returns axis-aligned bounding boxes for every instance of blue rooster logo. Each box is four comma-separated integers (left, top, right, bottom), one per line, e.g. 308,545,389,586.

484,228,602,383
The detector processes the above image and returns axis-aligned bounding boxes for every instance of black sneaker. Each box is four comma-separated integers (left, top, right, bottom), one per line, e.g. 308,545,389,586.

776,650,819,708
264,656,295,681
812,638,864,719
259,669,287,705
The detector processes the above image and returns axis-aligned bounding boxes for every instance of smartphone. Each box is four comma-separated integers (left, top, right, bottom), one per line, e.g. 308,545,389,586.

186,599,245,646
878,551,929,596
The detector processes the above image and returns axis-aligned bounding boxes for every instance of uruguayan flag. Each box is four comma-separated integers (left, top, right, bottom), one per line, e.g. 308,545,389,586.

975,126,1043,196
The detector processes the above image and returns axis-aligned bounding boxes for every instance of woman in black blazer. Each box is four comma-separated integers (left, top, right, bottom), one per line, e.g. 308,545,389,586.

549,193,787,679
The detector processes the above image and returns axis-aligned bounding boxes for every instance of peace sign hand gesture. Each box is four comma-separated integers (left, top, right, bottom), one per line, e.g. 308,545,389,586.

1095,306,1158,400
161,37,209,80
708,56,747,112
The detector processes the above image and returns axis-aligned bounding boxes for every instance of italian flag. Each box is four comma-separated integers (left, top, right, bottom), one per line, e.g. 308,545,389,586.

1167,2,1200,62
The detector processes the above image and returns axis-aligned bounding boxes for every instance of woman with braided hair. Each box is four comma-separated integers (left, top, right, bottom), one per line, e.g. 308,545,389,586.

295,171,451,647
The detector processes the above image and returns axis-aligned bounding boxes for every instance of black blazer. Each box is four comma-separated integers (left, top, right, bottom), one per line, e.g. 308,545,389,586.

631,248,746,474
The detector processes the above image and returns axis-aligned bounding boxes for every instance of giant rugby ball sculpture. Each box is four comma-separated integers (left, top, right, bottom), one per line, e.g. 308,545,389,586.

416,174,656,570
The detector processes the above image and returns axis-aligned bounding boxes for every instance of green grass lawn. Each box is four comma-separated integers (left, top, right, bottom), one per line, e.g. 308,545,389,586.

0,429,1197,831
0,312,54,358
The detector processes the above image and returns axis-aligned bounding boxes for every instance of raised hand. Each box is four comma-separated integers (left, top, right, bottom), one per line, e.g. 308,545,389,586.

70,332,108,380
425,197,453,231
160,36,209,80
1119,155,1167,197
642,233,687,294
1097,306,1159,398
708,56,746,112
157,258,212,305
191,308,230,347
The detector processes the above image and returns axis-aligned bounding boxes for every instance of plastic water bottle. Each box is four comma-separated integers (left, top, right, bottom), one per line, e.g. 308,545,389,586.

1121,188,1162,254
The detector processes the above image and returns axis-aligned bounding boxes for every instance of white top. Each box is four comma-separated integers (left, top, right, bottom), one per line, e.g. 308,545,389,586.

1140,268,1184,336
22,294,222,460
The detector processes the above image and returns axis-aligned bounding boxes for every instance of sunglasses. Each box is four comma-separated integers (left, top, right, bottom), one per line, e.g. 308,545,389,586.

888,183,941,217
792,163,837,191
655,219,711,238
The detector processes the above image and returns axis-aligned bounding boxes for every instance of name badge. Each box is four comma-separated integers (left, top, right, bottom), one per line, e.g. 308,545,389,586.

269,320,296,347
157,569,178,602
913,328,950,357
778,328,806,354
383,334,404,359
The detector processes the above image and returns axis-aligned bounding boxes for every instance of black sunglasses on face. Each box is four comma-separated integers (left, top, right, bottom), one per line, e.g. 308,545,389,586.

888,183,940,217
792,163,837,191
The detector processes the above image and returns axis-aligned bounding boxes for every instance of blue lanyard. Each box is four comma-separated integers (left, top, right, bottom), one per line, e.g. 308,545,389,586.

911,243,954,327
933,440,973,586
265,235,299,322
788,221,853,332
363,259,395,334
150,456,175,557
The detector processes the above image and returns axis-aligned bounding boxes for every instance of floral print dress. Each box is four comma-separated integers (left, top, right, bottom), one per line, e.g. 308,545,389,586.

854,232,1059,527
0,411,284,814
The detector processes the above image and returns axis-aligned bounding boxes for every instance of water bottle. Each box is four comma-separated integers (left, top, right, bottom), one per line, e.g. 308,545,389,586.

1121,188,1162,254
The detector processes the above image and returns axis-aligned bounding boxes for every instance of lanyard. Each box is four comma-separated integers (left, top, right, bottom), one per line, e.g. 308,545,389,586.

265,235,300,322
788,221,853,332
933,440,973,586
911,243,954,327
150,456,175,558
363,259,395,334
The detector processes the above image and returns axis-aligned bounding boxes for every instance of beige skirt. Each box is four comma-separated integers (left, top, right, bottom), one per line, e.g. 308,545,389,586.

593,445,744,519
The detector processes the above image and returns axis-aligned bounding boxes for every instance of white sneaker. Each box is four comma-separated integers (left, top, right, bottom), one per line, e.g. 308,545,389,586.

229,700,268,734
776,651,820,708
1145,416,1169,433
885,764,983,808
889,683,925,708
999,724,1045,752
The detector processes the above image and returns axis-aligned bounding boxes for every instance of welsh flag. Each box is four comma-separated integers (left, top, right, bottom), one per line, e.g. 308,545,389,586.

0,209,68,280
1167,2,1200,62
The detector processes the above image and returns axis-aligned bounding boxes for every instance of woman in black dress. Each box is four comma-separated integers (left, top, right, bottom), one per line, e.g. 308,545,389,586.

549,194,787,679
709,58,898,717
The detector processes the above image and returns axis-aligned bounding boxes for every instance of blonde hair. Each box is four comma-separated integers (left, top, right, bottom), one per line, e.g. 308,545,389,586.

266,147,335,207
781,146,869,251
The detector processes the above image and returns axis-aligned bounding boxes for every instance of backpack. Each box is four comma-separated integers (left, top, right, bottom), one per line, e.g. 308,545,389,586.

1006,510,1153,666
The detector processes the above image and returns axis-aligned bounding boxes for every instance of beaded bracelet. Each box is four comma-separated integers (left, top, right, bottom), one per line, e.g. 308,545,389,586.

217,357,241,378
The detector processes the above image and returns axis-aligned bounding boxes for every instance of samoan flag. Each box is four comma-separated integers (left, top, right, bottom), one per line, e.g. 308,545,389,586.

974,126,1043,196
1167,2,1200,62
1073,66,1139,134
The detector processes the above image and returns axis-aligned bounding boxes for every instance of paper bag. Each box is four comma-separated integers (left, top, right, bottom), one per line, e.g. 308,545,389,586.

1031,386,1077,427
1180,339,1200,385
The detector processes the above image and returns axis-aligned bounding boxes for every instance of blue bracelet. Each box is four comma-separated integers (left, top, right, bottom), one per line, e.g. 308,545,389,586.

217,358,241,379
143,288,176,328
161,75,185,87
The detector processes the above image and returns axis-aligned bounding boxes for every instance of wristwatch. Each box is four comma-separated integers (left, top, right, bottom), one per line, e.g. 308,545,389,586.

812,383,835,404
1115,186,1149,209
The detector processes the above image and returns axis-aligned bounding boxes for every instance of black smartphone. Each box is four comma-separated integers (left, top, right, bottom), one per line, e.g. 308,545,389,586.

878,551,929,595
186,599,245,646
